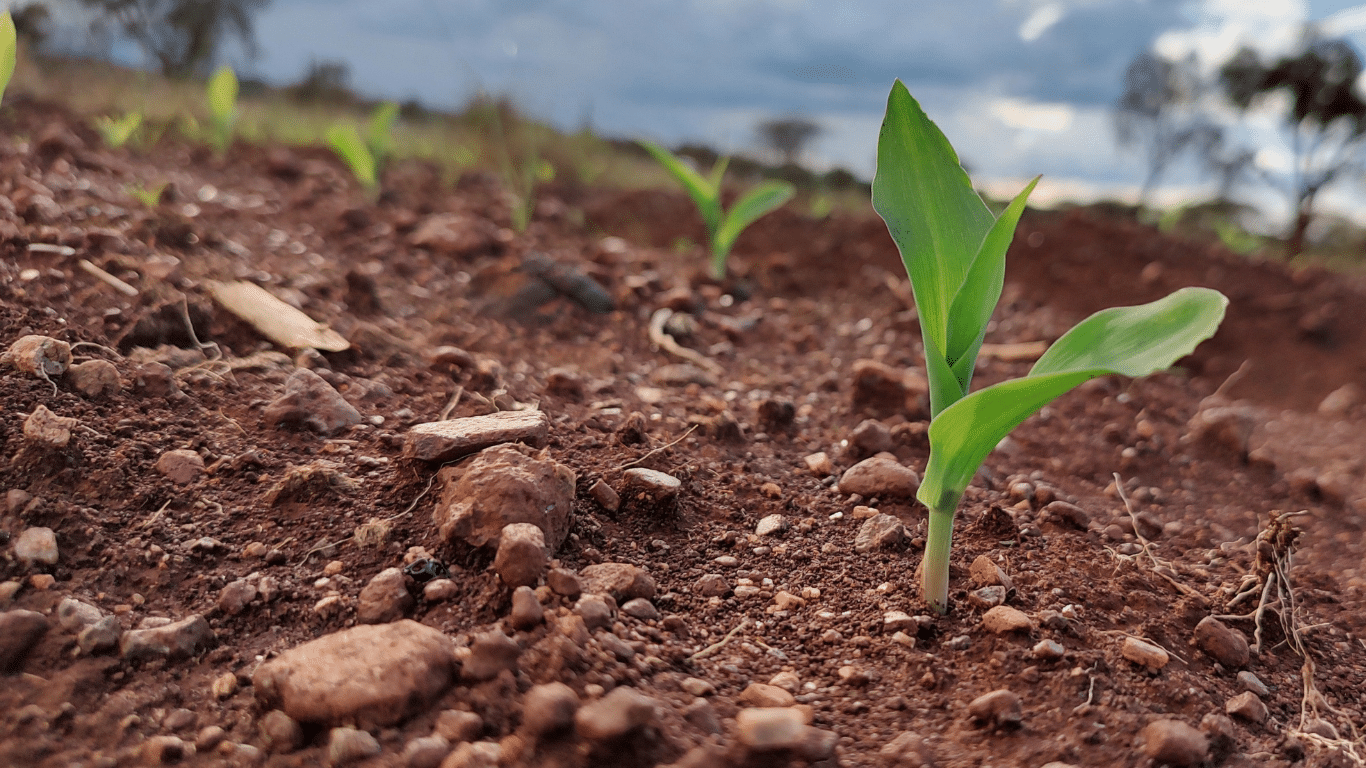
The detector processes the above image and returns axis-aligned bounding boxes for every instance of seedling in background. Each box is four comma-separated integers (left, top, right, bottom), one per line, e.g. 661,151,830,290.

639,140,795,280
95,111,143,148
871,80,1228,613
206,65,238,155
327,122,378,192
365,101,399,172
126,181,166,208
1,12,17,102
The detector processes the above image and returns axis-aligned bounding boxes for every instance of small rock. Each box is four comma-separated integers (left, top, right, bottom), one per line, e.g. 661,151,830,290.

1121,636,1170,670
77,616,121,654
155,449,205,485
803,452,834,477
574,686,657,741
1237,670,1270,696
849,418,895,458
0,581,20,608
120,614,213,660
589,479,620,512
494,523,548,588
981,606,1032,635
968,555,1010,587
968,586,1007,608
1137,719,1208,767
772,591,805,611
438,741,501,768
509,586,544,630
1225,691,1268,724
966,689,1022,728
739,683,796,708
580,563,656,601
423,579,459,602
735,707,807,750
434,709,484,742
544,368,585,399
1039,500,1090,529
23,405,76,450
1185,405,1257,456
57,598,103,630
851,359,910,416
854,513,907,553
212,671,239,699
404,411,550,463
433,445,575,551
755,514,787,537
328,726,381,766
68,360,122,398
217,579,257,616
620,468,682,505
132,362,179,398
884,611,917,632
195,726,227,753
683,699,721,734
621,597,659,621
402,735,451,768
4,335,71,379
1200,713,1238,763
1319,383,1359,415
547,568,582,598
839,456,920,498
1032,639,1065,660
0,609,49,671
574,595,616,631
264,369,362,436
357,567,415,624
164,708,197,732
522,682,580,737
140,735,190,764
259,709,304,754
1194,616,1250,668
463,631,520,681
880,732,934,767
756,397,796,432
680,677,715,697
15,527,59,566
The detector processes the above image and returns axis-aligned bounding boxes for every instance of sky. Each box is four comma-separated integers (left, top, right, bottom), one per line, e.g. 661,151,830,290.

35,0,1366,225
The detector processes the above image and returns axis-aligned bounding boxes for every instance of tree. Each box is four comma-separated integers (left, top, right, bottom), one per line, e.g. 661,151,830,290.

757,116,821,167
79,0,271,78
1219,35,1366,254
1115,50,1223,209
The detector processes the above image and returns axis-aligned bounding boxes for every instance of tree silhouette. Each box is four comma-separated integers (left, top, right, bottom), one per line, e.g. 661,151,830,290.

757,116,821,166
79,0,271,77
1115,50,1222,209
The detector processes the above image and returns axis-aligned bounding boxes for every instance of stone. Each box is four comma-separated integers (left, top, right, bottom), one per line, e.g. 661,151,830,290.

1237,670,1270,696
683,699,721,734
57,597,103,630
803,452,834,477
0,581,19,608
521,682,580,737
407,211,495,256
854,513,907,553
1226,692,1268,724
463,631,520,681
0,609,49,671
1040,500,1090,529
327,727,381,765
546,568,582,598
493,523,548,588
155,449,205,485
755,514,787,537
403,736,451,768
438,741,501,768
580,563,656,601
981,606,1032,635
403,411,550,463
884,611,917,633
1319,383,1359,415
1194,616,1250,668
851,359,909,416
24,405,76,450
195,726,227,752
968,555,1009,587
1185,404,1257,456
621,597,659,621
1200,713,1238,763
423,579,460,602
253,620,456,727
880,732,935,767
589,479,620,512
1121,636,1170,670
68,359,121,398
1137,719,1208,767
213,671,239,699
575,687,658,741
259,709,304,754
510,586,544,630
694,574,729,597
574,595,616,631
839,456,920,498
164,708,197,732
264,369,362,436
434,709,484,742
739,683,795,708
968,586,1007,608
967,689,1023,727
433,445,575,551
1033,639,1066,660
15,527,59,566
849,419,895,457
357,567,414,624
735,707,807,750
132,362,179,398
681,677,715,696
3,335,71,378
217,579,257,616
140,735,190,764
120,615,213,660
77,616,121,654
620,468,682,504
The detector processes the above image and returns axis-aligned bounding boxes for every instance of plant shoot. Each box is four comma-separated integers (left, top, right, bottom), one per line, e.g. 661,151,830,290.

207,65,238,155
0,12,15,103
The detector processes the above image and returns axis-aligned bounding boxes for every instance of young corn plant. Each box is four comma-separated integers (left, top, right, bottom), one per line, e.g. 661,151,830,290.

206,65,238,155
365,101,399,172
872,80,1228,613
639,141,795,280
0,12,15,102
326,101,400,195
95,111,143,148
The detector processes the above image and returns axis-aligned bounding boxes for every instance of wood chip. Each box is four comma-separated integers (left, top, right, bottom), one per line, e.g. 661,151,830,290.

207,280,349,351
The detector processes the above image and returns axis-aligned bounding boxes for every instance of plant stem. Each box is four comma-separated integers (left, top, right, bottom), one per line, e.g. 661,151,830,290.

708,248,727,281
923,501,958,614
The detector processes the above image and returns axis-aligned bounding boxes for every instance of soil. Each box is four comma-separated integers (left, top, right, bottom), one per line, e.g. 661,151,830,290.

2,94,1366,768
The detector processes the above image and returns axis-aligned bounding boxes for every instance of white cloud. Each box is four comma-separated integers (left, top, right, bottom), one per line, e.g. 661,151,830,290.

990,97,1075,131
1020,3,1066,42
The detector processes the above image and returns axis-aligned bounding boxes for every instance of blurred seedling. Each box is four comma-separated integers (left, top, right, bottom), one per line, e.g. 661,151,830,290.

638,140,794,280
126,181,166,208
872,80,1228,613
95,111,143,148
0,12,15,103
326,101,401,195
206,65,238,155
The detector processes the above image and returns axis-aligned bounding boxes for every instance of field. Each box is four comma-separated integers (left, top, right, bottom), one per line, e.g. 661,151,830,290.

1,82,1366,768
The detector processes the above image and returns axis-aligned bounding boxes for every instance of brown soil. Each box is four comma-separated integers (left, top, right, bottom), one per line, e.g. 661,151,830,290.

2,95,1366,767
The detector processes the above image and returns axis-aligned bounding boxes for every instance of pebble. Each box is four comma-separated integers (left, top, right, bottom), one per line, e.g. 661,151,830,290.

621,597,659,621
838,456,920,498
547,568,582,598
1121,636,1170,670
848,419,895,457
212,671,239,699
434,709,484,742
1237,670,1270,696
67,359,121,398
402,735,451,768
259,709,304,754
432,445,575,550
968,586,1007,608
713,555,739,567
77,616,122,654
327,726,381,765
0,609,49,671
1225,691,1268,724
739,682,795,708
140,735,190,764
423,579,459,602
803,452,834,477
589,479,620,512
771,591,805,611
580,563,656,601
1194,616,1250,668
494,523,548,588
15,527,59,566
1032,639,1066,660
57,597,103,630
23,405,76,450
521,682,580,737
1319,383,1359,415
981,606,1033,634
439,741,501,768
854,513,908,553
755,514,787,537
879,732,935,767
510,586,544,630
620,468,682,504
253,620,455,727
574,687,658,741
357,567,415,624
683,699,721,734
195,726,227,753
681,677,715,696
0,581,20,607
733,585,761,599
263,369,362,436
164,708,197,732
1137,719,1208,767
404,411,550,463
966,689,1023,728
574,594,616,631
884,611,917,632
1040,500,1090,529
463,631,521,681
120,614,213,660
850,358,910,416
218,579,257,615
155,449,205,485
968,555,1009,587
735,707,808,750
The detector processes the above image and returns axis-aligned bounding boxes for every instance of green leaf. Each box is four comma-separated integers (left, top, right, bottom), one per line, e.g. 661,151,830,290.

0,12,15,103
207,65,238,125
712,180,794,266
96,112,143,148
326,123,377,190
917,287,1228,511
706,155,730,194
365,100,399,163
638,140,721,238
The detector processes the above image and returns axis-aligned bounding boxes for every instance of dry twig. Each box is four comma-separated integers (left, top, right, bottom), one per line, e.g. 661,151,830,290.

688,618,752,662
648,308,723,375
617,425,698,471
